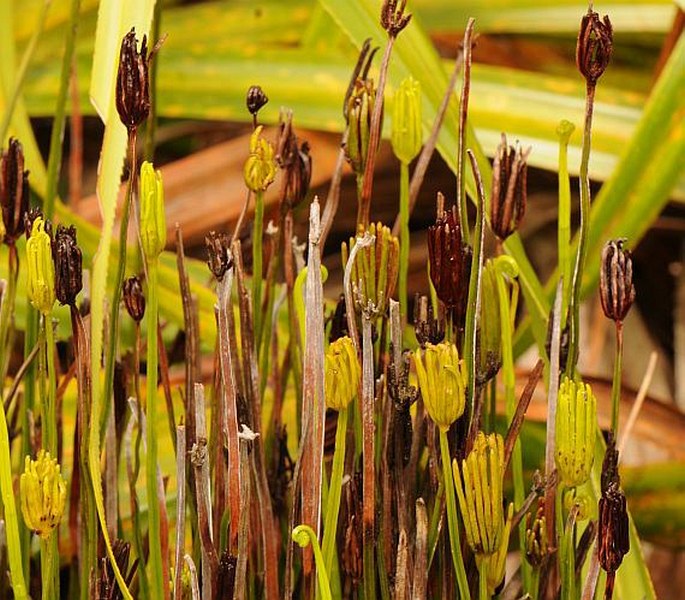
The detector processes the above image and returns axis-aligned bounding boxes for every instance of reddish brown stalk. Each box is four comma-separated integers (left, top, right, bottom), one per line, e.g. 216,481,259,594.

319,136,347,253
215,268,241,552
503,359,544,472
191,383,218,599
157,324,177,454
173,425,186,600
231,243,280,600
175,225,199,449
358,37,395,227
456,18,475,242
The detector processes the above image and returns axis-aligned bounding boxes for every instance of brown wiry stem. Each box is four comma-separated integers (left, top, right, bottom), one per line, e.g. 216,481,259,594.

216,268,241,552
456,18,475,244
358,38,395,227
173,425,186,600
503,359,544,472
319,133,347,253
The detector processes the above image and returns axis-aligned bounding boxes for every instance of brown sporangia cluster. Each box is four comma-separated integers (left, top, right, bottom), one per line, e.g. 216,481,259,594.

246,85,269,122
53,225,83,307
413,294,445,348
599,239,635,323
427,201,472,327
576,9,613,87
122,276,146,322
0,138,30,245
205,230,233,281
380,0,412,38
276,112,312,211
115,28,151,132
490,133,530,241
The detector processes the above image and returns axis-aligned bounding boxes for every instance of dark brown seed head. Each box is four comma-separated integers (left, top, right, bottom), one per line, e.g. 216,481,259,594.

576,9,613,87
205,230,232,281
427,200,472,327
1,138,30,245
413,294,445,348
598,482,630,576
329,295,349,343
246,85,269,117
600,239,635,323
276,112,312,210
491,133,529,241
122,276,145,322
380,0,412,37
525,498,548,568
53,224,82,306
24,207,46,240
216,549,237,600
601,432,620,495
115,28,150,132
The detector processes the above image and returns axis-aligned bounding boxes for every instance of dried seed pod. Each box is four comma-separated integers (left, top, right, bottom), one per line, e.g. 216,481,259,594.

205,230,232,281
1,137,30,245
284,140,312,210
576,9,613,87
555,376,597,488
599,239,635,323
380,0,412,37
601,432,620,495
122,276,145,322
115,28,150,131
427,202,472,326
414,341,467,432
53,224,82,306
413,294,445,348
598,483,630,579
246,85,268,118
490,134,530,241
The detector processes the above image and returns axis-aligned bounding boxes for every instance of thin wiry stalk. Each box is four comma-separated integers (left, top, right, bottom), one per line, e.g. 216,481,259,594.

173,425,186,600
456,19,475,244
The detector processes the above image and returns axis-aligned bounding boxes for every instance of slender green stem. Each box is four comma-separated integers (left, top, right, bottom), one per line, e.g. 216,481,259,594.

40,536,56,600
560,490,577,600
322,407,348,575
43,314,60,598
146,258,164,599
143,0,162,162
0,380,27,599
495,271,529,591
253,189,264,351
478,559,489,600
530,569,540,600
567,84,596,376
398,161,410,320
439,430,470,600
101,129,137,444
20,305,37,578
0,0,50,142
610,321,623,436
556,121,574,327
44,0,82,219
